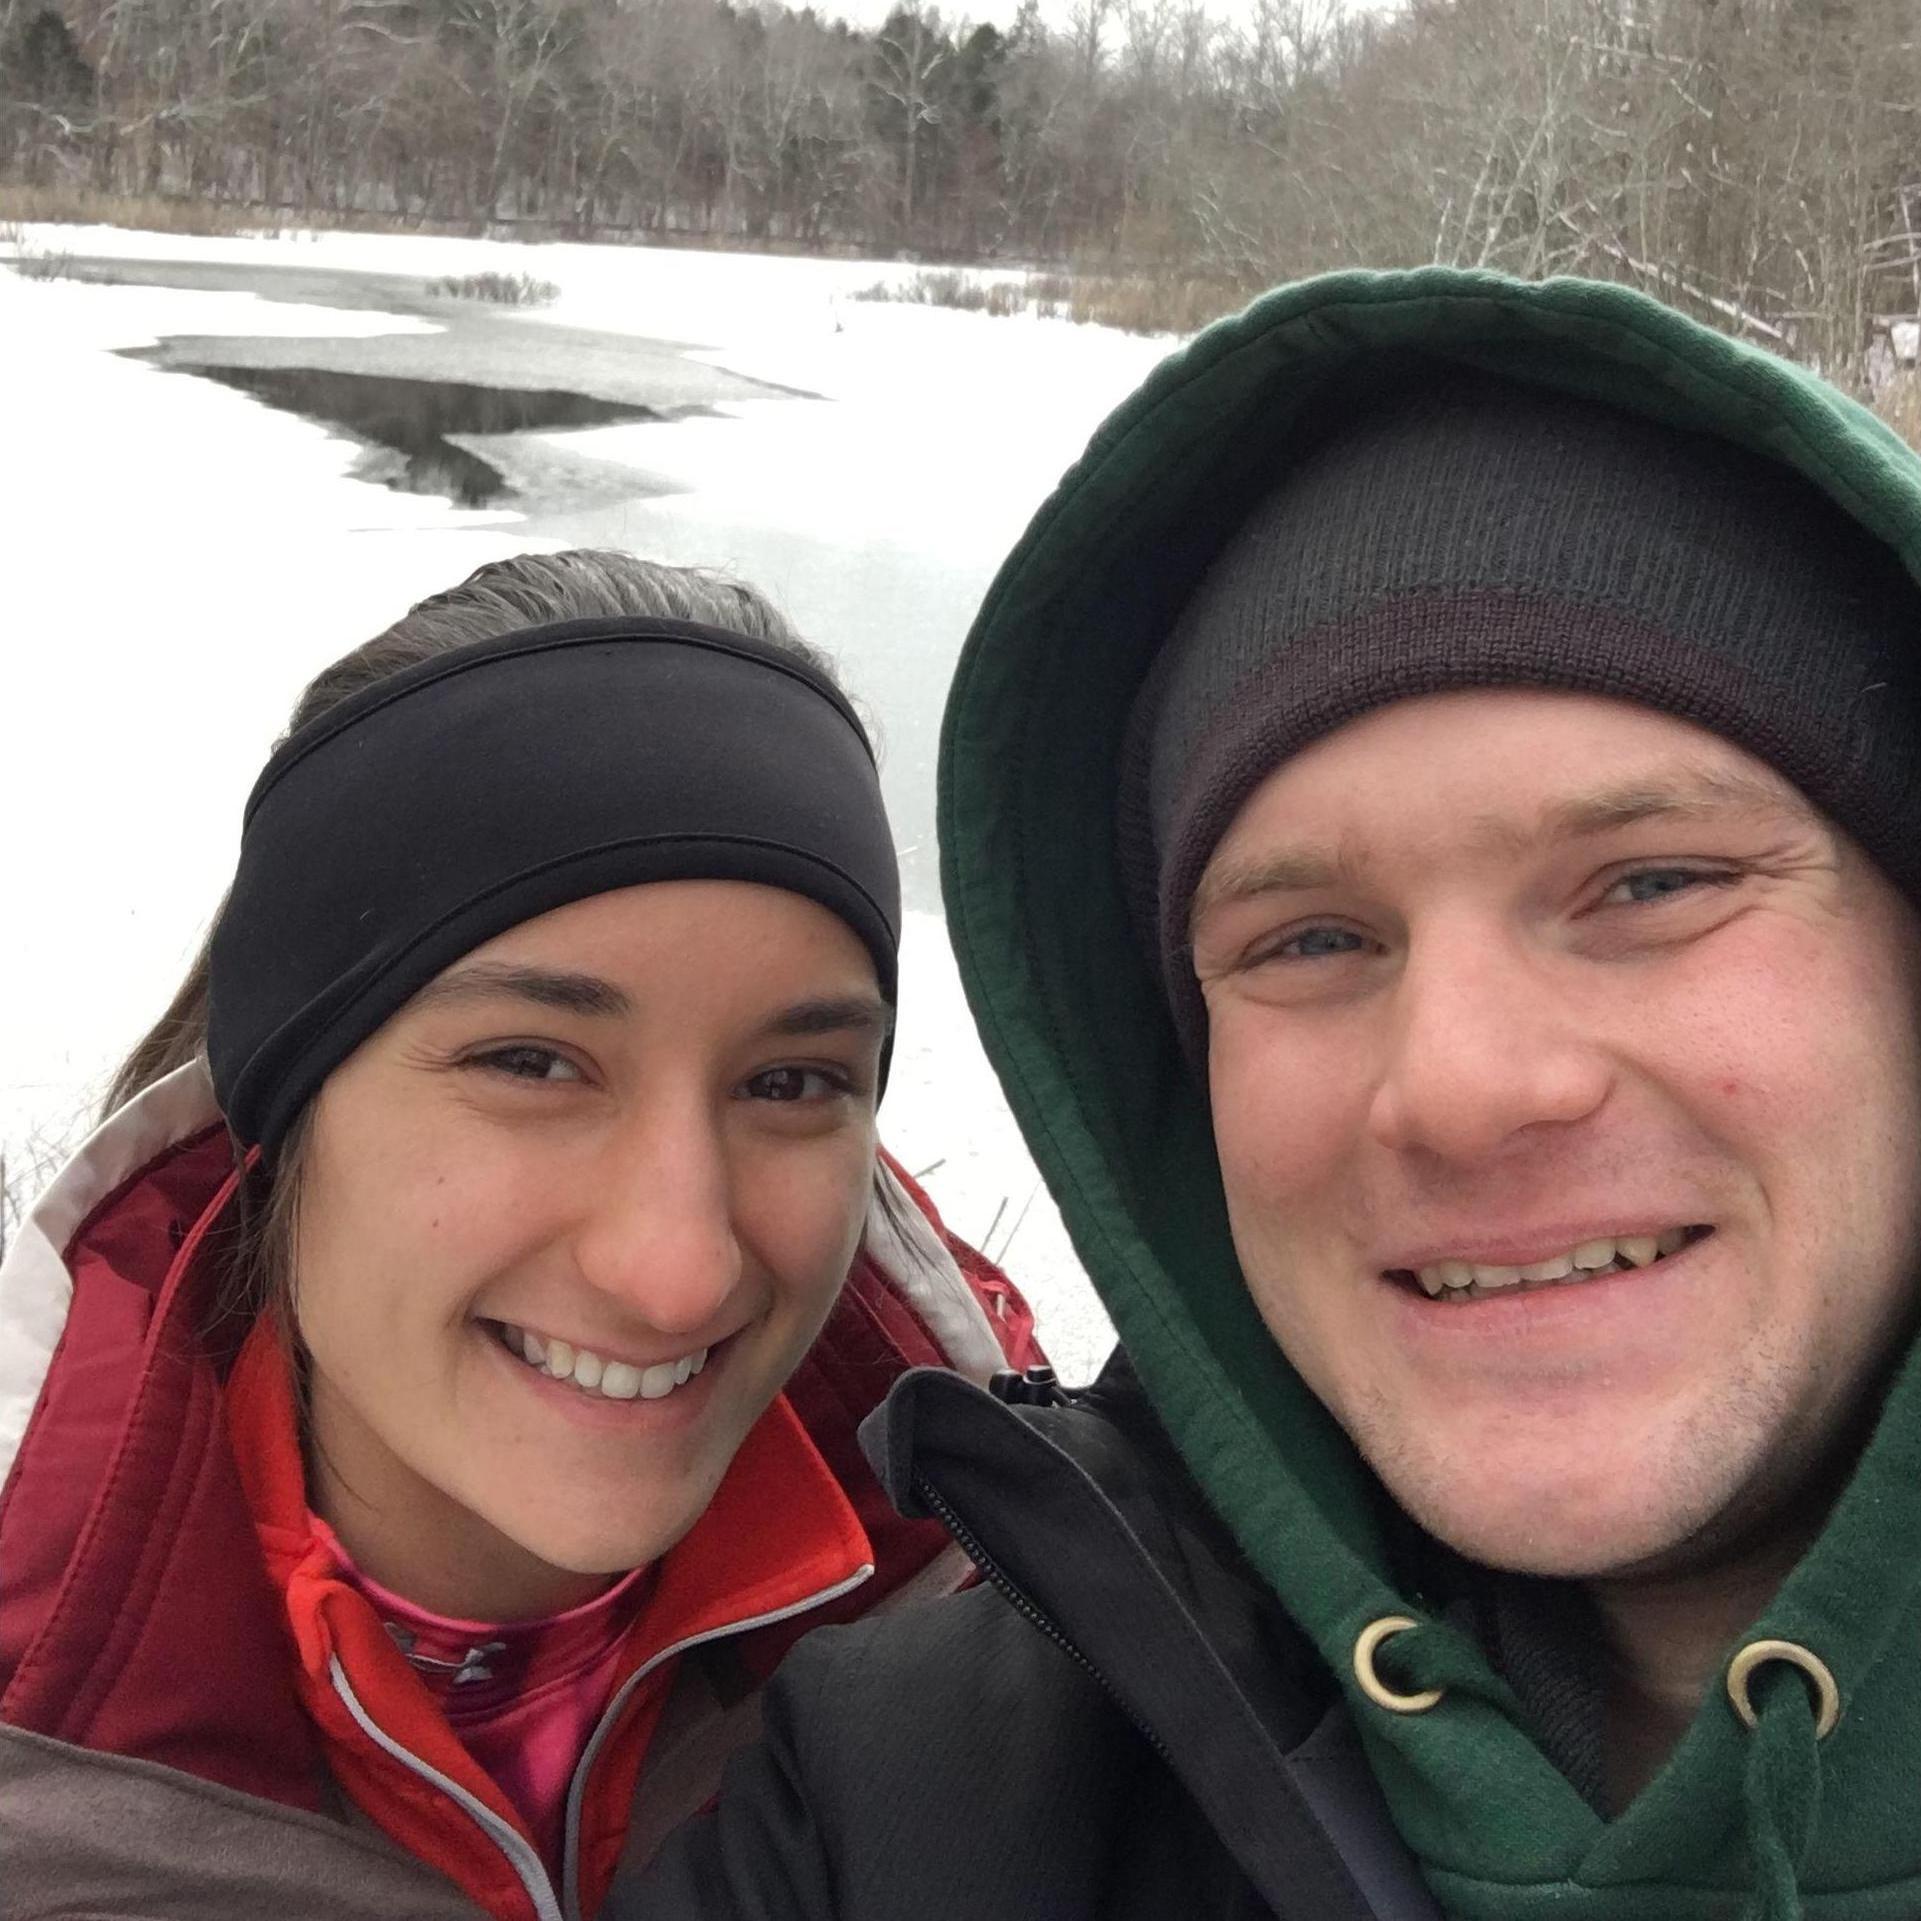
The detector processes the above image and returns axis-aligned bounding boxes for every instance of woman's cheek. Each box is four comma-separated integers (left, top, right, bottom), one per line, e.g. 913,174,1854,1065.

751,1138,874,1305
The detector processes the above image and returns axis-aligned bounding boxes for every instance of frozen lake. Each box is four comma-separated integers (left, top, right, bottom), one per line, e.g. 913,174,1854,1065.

0,226,1177,1377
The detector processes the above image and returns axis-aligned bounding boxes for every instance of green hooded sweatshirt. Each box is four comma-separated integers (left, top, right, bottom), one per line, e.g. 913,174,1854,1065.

937,269,1921,1920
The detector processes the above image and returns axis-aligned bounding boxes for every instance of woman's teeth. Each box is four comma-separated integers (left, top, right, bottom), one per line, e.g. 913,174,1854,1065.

495,1322,709,1401
1403,1227,1706,1302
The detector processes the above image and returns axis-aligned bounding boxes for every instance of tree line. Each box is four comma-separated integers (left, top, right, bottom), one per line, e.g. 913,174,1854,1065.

5,0,1921,385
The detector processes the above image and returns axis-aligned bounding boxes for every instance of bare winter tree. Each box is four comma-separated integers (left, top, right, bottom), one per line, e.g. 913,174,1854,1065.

868,4,950,244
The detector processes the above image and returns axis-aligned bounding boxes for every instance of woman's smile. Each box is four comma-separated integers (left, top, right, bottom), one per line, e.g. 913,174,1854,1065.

476,1313,730,1432
486,1315,715,1401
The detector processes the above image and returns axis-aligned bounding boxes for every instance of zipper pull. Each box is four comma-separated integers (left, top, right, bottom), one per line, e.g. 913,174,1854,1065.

989,1363,1067,1407
384,1622,508,1685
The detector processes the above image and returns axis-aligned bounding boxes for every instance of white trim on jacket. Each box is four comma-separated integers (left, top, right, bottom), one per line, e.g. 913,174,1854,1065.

0,1062,220,1486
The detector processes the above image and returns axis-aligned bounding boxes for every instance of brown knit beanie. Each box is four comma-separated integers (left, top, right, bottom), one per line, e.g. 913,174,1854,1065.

1122,365,1921,1061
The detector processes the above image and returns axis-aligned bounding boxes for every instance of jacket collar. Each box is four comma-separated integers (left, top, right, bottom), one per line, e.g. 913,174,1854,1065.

868,1362,1442,1921
229,1315,876,1664
226,1318,874,1917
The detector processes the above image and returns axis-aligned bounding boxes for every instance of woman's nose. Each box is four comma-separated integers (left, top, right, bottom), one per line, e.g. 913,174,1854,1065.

570,1111,744,1336
1365,927,1612,1163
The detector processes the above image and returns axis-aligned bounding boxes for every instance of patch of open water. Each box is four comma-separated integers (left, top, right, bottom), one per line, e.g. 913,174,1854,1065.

130,359,660,507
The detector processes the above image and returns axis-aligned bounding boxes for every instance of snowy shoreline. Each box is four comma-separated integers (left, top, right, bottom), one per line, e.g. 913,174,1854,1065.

0,225,1153,1376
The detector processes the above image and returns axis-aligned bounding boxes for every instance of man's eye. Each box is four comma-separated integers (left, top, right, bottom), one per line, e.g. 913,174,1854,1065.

744,1065,853,1103
1271,926,1369,961
1603,867,1739,907
471,1046,583,1083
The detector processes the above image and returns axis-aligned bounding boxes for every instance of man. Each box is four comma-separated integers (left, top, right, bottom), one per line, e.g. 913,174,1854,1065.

622,272,1921,1918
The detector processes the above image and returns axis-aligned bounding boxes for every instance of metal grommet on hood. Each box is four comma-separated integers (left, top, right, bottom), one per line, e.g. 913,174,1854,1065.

1726,1640,1841,1739
1353,1616,1445,1714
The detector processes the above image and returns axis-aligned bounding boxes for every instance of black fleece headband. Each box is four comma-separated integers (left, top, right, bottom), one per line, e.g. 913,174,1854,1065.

208,617,900,1157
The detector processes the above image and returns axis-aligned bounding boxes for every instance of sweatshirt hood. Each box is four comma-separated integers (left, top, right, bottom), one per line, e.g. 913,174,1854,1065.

938,268,1921,1916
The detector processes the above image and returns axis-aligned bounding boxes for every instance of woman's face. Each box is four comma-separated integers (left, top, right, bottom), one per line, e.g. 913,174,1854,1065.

291,879,887,1619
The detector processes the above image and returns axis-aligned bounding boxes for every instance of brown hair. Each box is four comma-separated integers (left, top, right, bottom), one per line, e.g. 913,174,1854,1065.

105,550,839,1332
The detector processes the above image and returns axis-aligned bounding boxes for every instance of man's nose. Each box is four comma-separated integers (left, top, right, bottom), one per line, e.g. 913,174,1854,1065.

1365,923,1611,1163
570,1105,743,1336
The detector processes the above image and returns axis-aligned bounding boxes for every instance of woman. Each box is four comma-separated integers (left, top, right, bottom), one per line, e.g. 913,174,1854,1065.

0,550,1037,1921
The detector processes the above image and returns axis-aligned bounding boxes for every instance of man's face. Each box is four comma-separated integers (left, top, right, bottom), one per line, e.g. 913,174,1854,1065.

1190,689,1921,1578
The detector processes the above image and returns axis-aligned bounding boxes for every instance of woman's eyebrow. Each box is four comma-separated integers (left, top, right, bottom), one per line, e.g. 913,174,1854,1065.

410,971,889,1036
410,962,633,1018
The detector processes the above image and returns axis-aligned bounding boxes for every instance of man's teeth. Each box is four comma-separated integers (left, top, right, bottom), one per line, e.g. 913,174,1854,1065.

1412,1227,1696,1300
498,1324,710,1401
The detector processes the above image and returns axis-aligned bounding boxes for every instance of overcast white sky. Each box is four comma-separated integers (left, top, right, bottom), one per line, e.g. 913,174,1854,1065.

819,0,1403,37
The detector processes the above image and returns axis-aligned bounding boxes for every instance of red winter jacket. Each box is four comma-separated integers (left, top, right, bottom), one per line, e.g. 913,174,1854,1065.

0,1061,1039,1921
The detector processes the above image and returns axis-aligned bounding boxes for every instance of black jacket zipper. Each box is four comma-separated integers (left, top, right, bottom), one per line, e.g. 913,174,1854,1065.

911,1470,1174,1762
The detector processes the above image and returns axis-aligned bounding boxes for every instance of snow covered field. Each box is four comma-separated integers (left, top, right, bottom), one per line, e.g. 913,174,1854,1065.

1,225,1180,1378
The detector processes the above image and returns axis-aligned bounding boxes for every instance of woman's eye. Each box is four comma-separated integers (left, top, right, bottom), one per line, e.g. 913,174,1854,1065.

471,1045,584,1083
743,1065,851,1104
1602,866,1738,908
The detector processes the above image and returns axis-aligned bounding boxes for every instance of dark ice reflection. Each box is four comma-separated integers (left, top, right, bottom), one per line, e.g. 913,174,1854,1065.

158,364,659,507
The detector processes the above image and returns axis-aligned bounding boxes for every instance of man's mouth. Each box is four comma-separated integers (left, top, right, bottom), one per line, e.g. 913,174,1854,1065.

486,1319,711,1402
1385,1226,1714,1302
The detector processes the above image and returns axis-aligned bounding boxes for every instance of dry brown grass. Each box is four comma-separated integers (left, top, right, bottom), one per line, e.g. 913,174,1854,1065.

853,268,1030,315
0,184,478,239
853,262,1247,335
1872,372,1921,451
428,268,560,305
1063,270,1248,335
0,183,262,235
11,244,76,279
